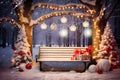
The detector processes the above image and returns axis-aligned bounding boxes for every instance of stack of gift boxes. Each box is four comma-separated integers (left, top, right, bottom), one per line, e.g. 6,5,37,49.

71,46,93,61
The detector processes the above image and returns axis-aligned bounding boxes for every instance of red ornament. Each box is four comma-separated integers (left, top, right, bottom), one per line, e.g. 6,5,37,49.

111,53,117,58
105,47,110,53
109,66,114,71
97,69,103,74
19,68,24,72
12,47,17,51
18,51,25,56
27,52,31,55
25,63,32,70
111,42,116,47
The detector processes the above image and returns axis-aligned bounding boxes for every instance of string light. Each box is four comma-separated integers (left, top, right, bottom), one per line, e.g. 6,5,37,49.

0,18,20,28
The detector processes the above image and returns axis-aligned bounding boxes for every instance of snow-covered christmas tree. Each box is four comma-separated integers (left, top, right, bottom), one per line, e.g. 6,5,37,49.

11,25,32,72
96,22,119,69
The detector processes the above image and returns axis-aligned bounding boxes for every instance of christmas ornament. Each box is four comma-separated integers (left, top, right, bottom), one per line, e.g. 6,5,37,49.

88,64,97,73
18,51,25,56
12,47,17,51
11,25,32,72
50,22,57,30
18,68,24,72
97,59,111,72
25,63,32,70
97,69,103,74
40,23,47,30
60,16,67,23
105,47,110,53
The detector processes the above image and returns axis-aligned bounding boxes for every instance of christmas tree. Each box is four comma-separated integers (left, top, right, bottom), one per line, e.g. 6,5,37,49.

96,22,119,69
11,25,32,72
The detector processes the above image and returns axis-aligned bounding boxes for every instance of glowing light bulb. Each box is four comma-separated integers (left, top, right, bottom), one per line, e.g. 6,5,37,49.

84,28,92,37
40,23,47,30
60,16,67,23
82,21,89,27
59,29,68,38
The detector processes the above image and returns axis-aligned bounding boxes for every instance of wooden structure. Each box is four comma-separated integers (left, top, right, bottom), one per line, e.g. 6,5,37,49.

36,47,90,71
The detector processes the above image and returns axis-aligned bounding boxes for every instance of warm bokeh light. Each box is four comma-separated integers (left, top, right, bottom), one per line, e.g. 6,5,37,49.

69,24,76,31
84,28,92,37
40,22,47,30
82,20,89,27
60,16,67,23
50,22,57,30
59,29,68,38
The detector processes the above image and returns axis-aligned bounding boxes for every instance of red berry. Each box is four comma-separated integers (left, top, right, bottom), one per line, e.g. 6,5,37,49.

25,63,32,70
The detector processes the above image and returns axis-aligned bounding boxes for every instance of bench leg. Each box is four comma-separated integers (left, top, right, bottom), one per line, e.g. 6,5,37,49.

83,62,87,72
39,62,42,71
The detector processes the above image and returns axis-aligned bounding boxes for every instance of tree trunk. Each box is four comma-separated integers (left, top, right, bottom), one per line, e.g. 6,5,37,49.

24,24,33,54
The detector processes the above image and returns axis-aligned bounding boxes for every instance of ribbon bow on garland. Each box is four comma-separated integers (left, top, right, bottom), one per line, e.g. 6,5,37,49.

71,45,94,60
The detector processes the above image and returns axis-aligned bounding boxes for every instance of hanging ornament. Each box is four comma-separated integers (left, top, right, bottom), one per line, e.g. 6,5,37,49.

105,47,110,53
59,29,68,38
50,22,57,30
60,16,67,23
18,51,25,56
69,24,76,31
40,23,47,30
83,28,92,37
110,42,116,47
82,21,89,27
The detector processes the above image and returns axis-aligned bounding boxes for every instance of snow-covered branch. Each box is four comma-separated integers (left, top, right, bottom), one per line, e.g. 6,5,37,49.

31,11,92,26
0,18,21,28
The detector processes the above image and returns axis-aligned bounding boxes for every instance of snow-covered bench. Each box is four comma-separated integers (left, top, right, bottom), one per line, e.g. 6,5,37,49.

36,47,90,71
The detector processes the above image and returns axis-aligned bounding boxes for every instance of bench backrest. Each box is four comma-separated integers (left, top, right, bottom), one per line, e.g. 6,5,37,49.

37,47,88,61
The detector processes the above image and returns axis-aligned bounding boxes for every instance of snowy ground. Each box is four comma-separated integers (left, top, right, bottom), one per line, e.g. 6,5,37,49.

0,47,120,80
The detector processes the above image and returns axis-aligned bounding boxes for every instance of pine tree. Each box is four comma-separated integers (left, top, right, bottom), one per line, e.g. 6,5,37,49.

11,25,32,72
97,22,119,68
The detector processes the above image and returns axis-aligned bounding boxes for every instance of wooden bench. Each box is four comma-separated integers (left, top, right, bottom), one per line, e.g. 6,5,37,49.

36,47,90,71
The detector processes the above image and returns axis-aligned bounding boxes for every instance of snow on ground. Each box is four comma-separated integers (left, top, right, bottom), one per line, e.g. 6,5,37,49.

0,47,120,80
